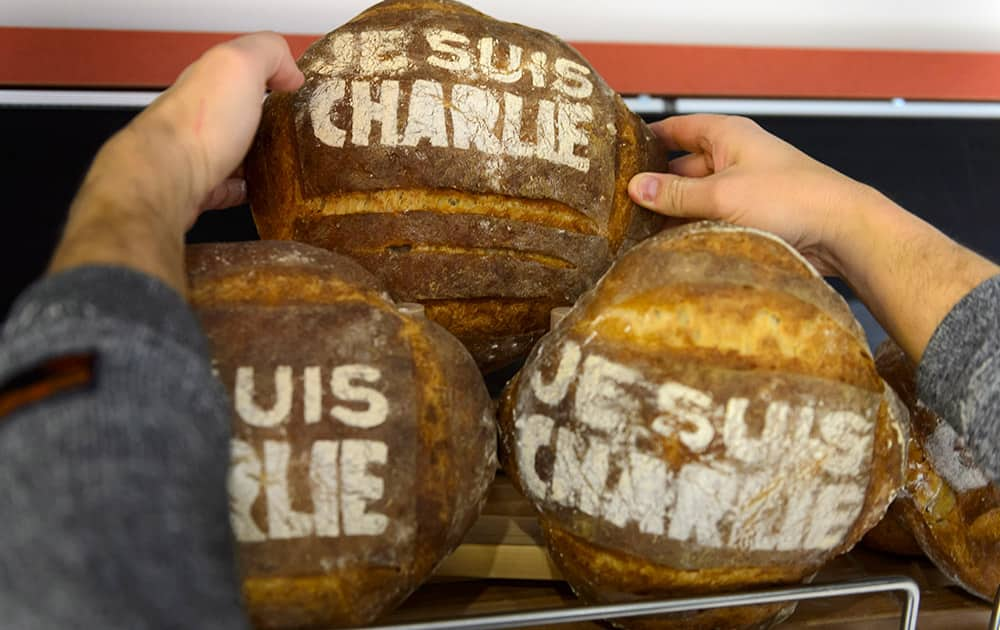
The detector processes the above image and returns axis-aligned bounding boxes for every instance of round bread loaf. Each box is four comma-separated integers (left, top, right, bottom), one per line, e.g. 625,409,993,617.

869,340,1000,600
187,241,497,629
497,222,907,629
245,0,667,372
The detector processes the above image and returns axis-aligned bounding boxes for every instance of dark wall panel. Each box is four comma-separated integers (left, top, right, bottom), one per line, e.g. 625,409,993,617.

3,107,999,350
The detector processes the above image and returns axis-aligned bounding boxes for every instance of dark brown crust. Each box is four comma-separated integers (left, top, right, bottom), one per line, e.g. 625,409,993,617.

187,241,496,628
874,340,1000,600
544,521,798,630
245,0,666,371
498,222,904,629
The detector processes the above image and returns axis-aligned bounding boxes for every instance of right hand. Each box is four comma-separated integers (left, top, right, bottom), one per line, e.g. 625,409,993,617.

50,32,305,294
628,114,884,277
125,31,305,229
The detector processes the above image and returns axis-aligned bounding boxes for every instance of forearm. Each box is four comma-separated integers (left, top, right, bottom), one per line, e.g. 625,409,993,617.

49,122,195,295
832,189,1000,362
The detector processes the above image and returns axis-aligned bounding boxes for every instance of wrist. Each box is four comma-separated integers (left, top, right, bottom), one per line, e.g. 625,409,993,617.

96,111,204,231
821,182,899,282
49,165,189,295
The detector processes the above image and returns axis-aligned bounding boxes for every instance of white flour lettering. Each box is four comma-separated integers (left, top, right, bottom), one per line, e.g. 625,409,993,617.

551,427,610,516
514,346,876,552
451,84,502,154
341,439,390,536
304,366,322,424
309,79,347,148
305,28,600,172
264,440,314,539
236,366,292,428
654,382,715,453
401,79,449,147
309,440,340,536
515,413,555,500
330,364,389,428
553,58,594,99
351,79,400,146
228,438,390,542
228,364,394,542
530,340,581,406
358,29,410,76
229,439,267,542
426,29,473,72
479,37,523,83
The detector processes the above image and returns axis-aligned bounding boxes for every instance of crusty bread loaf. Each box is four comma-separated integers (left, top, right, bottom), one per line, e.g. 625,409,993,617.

245,0,667,372
869,340,1000,600
187,241,497,629
497,222,907,629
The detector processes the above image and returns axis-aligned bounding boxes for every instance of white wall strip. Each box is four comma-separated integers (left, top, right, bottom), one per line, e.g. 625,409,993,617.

3,90,1000,120
673,98,1000,119
7,0,1000,52
0,89,161,108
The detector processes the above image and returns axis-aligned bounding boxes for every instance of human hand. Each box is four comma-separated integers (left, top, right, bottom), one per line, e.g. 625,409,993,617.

119,32,305,228
627,114,884,277
50,32,304,293
627,114,1000,364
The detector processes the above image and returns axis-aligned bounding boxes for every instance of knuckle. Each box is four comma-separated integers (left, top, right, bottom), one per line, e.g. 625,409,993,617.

724,115,758,133
202,42,254,75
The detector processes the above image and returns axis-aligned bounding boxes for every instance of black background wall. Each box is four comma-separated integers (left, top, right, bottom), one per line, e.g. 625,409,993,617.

2,105,999,349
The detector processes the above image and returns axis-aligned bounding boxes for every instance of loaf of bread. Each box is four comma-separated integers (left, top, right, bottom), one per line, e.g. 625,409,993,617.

498,222,907,629
245,0,667,372
868,340,1000,600
187,241,497,629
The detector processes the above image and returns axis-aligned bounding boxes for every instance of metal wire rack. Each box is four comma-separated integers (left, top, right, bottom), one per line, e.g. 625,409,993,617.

357,575,925,630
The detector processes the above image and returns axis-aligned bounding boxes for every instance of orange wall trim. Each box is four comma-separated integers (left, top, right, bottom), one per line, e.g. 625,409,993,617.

3,26,1000,100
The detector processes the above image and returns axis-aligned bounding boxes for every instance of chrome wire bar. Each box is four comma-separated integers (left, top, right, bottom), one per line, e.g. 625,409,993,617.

357,575,921,630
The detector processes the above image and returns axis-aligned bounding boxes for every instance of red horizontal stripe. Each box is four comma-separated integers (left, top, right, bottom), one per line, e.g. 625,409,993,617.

3,26,1000,100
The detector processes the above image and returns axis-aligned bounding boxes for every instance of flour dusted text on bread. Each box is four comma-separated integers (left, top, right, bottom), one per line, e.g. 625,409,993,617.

307,28,597,172
515,341,874,552
229,364,392,542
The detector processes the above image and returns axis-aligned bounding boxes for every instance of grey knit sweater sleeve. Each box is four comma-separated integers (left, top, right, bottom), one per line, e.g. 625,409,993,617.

0,266,247,630
918,273,1000,483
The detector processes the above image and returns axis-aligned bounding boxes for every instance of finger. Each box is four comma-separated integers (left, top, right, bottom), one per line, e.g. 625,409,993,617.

648,114,731,153
226,31,304,92
200,178,248,210
628,172,720,220
669,152,713,178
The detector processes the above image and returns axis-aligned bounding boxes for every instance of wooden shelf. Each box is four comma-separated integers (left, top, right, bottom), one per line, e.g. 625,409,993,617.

382,476,993,629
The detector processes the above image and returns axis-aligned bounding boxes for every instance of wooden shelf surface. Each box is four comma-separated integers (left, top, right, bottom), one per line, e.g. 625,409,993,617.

382,476,993,629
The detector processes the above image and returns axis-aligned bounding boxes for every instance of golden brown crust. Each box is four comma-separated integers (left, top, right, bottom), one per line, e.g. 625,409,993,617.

544,521,798,630
874,340,1000,601
187,241,496,628
245,0,666,371
499,222,904,629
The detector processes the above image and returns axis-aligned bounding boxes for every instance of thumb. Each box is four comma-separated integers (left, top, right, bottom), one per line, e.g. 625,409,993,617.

628,172,719,220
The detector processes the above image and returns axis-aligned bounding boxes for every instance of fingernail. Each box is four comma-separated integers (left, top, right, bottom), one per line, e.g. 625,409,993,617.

637,175,659,203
